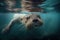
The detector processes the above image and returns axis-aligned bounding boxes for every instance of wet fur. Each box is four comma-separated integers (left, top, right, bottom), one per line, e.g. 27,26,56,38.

2,14,43,33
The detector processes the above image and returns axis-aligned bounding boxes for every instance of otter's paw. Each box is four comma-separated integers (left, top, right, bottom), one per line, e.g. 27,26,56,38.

1,27,10,34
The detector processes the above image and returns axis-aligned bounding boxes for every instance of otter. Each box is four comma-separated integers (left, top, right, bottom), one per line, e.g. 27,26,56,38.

2,14,43,33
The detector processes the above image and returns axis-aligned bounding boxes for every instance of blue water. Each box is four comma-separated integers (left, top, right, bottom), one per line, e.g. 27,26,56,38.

0,0,60,40
0,10,60,40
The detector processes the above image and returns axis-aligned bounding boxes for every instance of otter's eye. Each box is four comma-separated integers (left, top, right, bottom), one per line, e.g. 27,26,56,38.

26,16,30,20
20,18,23,20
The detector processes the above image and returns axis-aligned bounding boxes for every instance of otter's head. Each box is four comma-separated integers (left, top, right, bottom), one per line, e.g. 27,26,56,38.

21,14,43,29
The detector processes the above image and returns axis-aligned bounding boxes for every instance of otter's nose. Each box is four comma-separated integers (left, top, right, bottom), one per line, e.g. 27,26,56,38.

33,19,38,23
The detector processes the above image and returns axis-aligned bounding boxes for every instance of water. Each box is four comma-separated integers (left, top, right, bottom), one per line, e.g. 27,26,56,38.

0,10,60,40
0,0,60,40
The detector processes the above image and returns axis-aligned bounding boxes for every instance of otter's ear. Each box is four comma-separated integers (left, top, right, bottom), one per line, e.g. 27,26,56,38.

26,16,30,20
